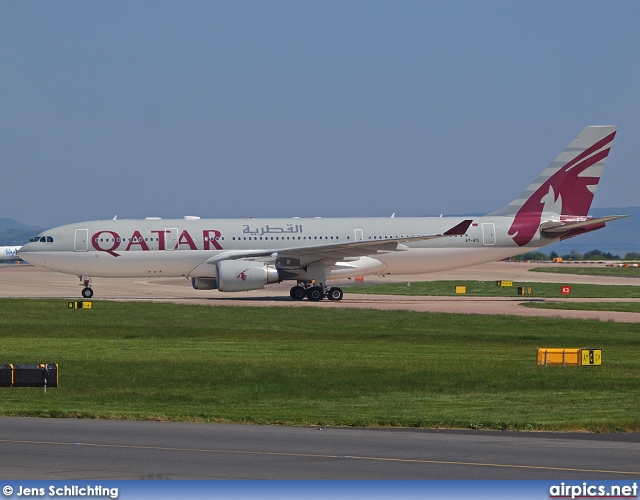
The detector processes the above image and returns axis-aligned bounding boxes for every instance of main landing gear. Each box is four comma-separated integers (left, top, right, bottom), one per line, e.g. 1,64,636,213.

79,276,94,299
289,282,344,302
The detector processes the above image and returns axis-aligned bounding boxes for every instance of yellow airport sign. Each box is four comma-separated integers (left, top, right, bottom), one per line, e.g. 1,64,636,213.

581,349,602,366
537,348,602,366
67,301,92,309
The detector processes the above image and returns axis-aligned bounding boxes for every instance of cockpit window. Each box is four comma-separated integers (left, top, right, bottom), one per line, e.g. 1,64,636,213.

29,235,54,243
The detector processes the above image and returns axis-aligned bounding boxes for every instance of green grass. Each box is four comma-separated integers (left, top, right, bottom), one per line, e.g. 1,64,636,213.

522,302,640,313
530,266,640,278
345,280,640,298
1,299,639,432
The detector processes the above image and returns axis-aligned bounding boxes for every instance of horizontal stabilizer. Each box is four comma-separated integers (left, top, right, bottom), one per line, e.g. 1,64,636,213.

540,215,629,237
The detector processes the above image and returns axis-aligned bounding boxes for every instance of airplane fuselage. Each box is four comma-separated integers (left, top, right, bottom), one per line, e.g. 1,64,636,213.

19,215,546,280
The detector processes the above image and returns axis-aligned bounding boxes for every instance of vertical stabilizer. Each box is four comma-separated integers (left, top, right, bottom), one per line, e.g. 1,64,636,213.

489,126,617,246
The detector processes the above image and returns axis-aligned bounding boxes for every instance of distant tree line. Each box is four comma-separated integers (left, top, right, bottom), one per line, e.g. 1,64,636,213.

512,249,640,261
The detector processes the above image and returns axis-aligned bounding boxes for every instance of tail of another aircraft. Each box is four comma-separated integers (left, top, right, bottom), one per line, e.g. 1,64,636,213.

489,125,618,246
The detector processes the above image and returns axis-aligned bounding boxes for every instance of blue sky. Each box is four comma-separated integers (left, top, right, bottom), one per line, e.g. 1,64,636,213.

1,1,639,228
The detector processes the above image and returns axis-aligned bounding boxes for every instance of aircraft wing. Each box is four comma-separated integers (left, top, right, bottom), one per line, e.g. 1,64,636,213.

540,215,629,237
203,219,473,267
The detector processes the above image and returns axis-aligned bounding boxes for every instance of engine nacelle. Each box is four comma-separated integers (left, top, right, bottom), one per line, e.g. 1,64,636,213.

191,277,218,290
216,260,280,292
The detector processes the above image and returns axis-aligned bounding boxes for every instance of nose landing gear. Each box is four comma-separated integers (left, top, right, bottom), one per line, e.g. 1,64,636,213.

80,276,94,299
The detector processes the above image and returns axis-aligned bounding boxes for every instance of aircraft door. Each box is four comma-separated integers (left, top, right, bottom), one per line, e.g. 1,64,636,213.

165,228,178,250
482,223,496,246
354,228,364,241
74,229,89,251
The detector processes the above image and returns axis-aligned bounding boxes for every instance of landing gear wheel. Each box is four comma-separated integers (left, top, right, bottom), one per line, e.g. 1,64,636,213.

81,287,94,299
306,286,324,301
327,287,344,301
290,286,306,301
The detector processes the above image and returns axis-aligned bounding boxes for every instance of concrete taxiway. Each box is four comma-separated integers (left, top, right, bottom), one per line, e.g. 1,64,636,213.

1,261,639,322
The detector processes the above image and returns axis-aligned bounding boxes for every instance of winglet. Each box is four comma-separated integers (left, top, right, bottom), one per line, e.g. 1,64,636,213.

444,219,473,236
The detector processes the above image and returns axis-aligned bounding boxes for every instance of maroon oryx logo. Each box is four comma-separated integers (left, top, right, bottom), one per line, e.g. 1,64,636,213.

237,269,249,281
508,131,615,246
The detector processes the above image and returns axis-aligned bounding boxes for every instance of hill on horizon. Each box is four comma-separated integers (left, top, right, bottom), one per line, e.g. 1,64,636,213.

0,218,44,245
0,218,43,232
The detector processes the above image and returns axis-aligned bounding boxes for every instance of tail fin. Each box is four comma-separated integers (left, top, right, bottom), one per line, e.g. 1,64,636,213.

489,126,617,246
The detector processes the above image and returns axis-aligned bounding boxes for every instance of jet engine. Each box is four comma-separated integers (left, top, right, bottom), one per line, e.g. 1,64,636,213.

216,260,280,292
191,277,218,290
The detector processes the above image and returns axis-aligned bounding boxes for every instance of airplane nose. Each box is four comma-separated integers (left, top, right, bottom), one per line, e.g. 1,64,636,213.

17,243,32,255
17,242,38,262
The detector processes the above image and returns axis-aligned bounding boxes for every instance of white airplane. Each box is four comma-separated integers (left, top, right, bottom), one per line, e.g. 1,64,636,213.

0,246,22,262
19,126,627,301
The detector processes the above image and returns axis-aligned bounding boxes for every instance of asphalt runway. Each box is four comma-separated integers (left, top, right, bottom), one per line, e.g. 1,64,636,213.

1,262,639,480
1,417,639,480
